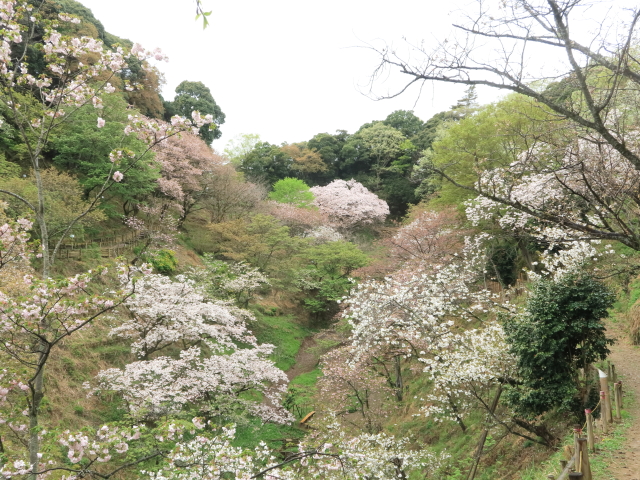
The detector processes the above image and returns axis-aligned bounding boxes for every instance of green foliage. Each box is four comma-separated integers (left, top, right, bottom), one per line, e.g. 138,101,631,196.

383,110,425,138
50,94,159,214
150,249,178,274
239,142,291,185
285,368,322,419
503,273,615,419
165,80,225,144
268,177,314,208
418,94,551,206
296,241,369,319
209,214,308,281
0,168,105,242
0,153,20,177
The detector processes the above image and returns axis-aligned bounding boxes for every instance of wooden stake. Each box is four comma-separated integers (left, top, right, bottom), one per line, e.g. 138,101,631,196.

599,390,608,434
573,428,581,473
614,382,622,421
585,409,596,453
577,438,592,480
599,369,613,427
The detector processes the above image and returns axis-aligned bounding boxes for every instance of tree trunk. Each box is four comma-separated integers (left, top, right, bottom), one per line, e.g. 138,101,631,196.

394,356,404,401
28,351,46,480
467,384,502,480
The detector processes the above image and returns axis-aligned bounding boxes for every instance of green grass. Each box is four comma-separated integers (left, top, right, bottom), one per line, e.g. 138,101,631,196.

251,310,312,371
285,368,322,420
233,418,307,452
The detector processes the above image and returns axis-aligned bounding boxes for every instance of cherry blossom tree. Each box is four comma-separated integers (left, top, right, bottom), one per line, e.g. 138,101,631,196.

462,130,640,249
310,179,389,230
0,253,146,477
317,347,396,433
143,418,446,480
0,0,213,277
153,131,225,226
385,207,467,270
94,274,291,424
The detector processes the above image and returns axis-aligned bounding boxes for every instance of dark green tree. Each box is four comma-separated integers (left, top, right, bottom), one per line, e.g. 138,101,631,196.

164,80,225,144
383,110,424,138
50,95,160,216
238,142,291,185
296,241,369,320
504,273,615,420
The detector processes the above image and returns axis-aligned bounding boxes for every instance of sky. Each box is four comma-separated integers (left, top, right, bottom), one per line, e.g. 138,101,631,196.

77,0,500,151
76,0,633,151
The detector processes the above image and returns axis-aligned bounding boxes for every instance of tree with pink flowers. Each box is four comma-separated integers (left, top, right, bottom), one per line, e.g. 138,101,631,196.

0,1,214,277
310,179,389,230
153,131,225,226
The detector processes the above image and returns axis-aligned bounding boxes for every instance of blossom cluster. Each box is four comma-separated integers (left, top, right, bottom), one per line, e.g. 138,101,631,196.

420,322,517,423
310,179,389,229
464,133,640,245
95,274,290,423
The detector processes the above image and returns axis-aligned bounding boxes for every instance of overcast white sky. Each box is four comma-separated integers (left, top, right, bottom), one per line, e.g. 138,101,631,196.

77,0,499,150
76,0,633,151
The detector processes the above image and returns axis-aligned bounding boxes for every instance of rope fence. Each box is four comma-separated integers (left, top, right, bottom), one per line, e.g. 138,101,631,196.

546,362,624,480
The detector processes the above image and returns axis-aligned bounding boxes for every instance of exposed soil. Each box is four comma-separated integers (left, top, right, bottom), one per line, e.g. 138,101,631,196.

286,330,344,381
607,324,640,480
286,336,320,381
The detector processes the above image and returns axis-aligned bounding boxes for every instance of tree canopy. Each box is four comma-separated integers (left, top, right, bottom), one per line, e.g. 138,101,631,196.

164,80,225,144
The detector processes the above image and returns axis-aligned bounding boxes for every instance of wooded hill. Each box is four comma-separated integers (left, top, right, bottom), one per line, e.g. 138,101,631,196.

1,0,640,479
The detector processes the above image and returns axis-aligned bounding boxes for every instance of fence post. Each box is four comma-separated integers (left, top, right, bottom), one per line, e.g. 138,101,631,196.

619,380,624,408
599,390,608,434
577,438,592,480
585,409,596,453
573,428,581,472
599,369,613,428
614,382,622,421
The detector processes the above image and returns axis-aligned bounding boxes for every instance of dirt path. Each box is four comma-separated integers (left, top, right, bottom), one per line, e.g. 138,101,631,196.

607,324,640,480
286,336,320,381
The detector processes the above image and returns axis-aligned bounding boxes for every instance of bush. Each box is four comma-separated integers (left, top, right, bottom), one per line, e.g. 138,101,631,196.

151,249,178,274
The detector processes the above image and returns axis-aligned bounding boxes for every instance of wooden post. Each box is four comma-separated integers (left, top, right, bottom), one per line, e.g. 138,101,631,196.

614,382,622,421
619,380,624,408
573,428,581,471
599,369,612,427
577,438,592,480
585,409,596,453
599,390,608,434
611,364,617,383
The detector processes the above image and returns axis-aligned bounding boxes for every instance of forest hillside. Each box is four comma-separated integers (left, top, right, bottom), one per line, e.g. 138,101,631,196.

1,1,640,479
